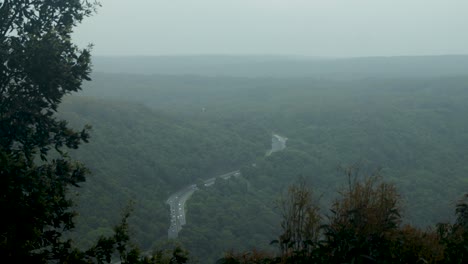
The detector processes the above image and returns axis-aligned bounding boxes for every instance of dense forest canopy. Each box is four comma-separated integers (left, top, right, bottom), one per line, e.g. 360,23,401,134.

3,0,467,262
0,1,186,263
59,56,468,261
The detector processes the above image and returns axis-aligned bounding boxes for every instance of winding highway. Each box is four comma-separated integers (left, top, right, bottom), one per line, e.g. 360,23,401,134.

166,134,287,239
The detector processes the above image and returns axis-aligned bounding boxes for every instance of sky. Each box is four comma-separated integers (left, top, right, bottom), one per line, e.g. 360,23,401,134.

73,0,468,57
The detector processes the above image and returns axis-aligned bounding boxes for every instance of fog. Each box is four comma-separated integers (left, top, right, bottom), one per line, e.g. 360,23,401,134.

6,0,468,262
74,0,468,57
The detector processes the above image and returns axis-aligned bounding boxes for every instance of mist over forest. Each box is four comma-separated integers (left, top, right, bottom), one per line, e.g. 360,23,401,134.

60,55,468,262
3,1,468,263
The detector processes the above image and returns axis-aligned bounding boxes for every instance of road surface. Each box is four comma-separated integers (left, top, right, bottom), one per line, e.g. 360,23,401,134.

166,134,287,238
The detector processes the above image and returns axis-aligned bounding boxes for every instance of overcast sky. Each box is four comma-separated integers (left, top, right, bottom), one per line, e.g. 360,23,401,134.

73,0,468,57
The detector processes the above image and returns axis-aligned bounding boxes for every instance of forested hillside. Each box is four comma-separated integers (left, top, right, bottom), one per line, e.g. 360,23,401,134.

4,0,467,262
91,55,468,79
60,96,269,248
58,66,468,262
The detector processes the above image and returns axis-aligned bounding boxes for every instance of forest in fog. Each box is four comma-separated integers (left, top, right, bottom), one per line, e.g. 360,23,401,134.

59,55,468,262
3,1,468,263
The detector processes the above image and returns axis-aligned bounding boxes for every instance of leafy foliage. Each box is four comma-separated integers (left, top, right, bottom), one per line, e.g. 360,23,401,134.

219,172,467,264
0,0,97,261
276,180,321,258
0,1,192,263
322,168,401,263
437,194,468,264
60,62,468,261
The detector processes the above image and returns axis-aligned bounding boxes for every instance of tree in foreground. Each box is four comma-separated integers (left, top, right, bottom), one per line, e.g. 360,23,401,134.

322,168,402,263
218,168,467,264
0,0,97,261
275,180,321,262
0,1,189,263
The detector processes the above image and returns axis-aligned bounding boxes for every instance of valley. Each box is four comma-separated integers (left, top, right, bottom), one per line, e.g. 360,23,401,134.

57,56,468,262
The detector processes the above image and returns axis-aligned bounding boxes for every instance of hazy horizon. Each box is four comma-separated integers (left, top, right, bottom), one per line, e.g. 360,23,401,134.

74,0,468,57
90,53,468,59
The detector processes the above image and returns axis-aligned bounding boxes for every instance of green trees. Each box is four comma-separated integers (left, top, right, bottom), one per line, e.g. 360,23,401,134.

0,0,133,262
0,2,192,262
218,169,467,264
322,170,402,263
276,181,321,259
437,194,468,264
270,170,403,264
